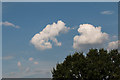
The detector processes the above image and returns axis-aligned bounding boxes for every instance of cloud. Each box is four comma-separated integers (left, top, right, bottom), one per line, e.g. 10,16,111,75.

112,35,117,39
101,10,114,15
107,40,119,50
25,67,30,73
2,56,14,60
5,68,51,78
34,61,39,65
17,61,21,67
30,20,70,50
73,24,109,51
4,60,56,78
29,57,34,61
1,21,20,28
71,26,79,30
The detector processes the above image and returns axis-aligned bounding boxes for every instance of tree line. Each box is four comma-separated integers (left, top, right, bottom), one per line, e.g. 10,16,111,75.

52,49,120,80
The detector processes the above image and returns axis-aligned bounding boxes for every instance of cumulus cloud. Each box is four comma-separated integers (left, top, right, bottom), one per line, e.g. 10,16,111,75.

5,68,50,78
73,24,109,51
34,61,39,65
2,56,14,60
29,57,34,61
101,10,114,15
112,35,117,39
30,20,70,50
1,21,20,28
25,67,30,73
17,61,21,67
107,40,119,50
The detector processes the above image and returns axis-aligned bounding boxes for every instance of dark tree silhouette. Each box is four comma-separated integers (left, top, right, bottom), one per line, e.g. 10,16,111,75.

52,49,120,80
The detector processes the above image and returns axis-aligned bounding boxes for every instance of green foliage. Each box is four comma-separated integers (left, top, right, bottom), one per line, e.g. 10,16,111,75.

52,49,120,80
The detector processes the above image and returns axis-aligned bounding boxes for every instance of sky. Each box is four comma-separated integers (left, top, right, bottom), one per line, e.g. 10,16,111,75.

0,1,2,79
1,0,120,2
2,2,118,78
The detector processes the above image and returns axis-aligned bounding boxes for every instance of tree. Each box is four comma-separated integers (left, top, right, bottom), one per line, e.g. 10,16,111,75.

52,49,120,80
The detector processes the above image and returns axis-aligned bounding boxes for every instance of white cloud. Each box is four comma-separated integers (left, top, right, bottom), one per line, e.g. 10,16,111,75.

2,56,14,60
107,40,119,50
5,68,51,78
29,57,34,61
30,20,70,50
112,35,117,39
101,10,114,15
17,61,21,67
73,24,109,51
3,60,56,78
1,21,20,28
34,61,39,65
25,67,30,73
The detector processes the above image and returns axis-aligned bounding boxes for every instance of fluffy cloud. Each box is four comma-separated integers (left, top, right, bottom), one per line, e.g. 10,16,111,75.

107,40,119,50
101,10,114,15
25,67,30,73
112,35,117,39
73,24,109,51
17,61,21,67
29,57,34,61
30,20,70,50
34,61,39,65
2,56,14,60
1,21,20,28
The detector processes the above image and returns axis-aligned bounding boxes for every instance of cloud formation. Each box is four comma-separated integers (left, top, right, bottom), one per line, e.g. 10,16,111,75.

2,56,14,60
25,67,30,73
1,21,20,28
73,24,109,51
34,61,39,65
29,57,34,61
17,61,21,67
30,20,70,50
107,40,118,50
101,10,114,15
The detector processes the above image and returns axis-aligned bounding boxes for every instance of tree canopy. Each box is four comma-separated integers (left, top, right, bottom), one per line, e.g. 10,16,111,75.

52,49,120,80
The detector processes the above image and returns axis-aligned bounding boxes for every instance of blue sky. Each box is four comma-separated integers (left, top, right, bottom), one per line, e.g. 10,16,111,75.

0,2,2,79
2,0,120,2
2,2,118,78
